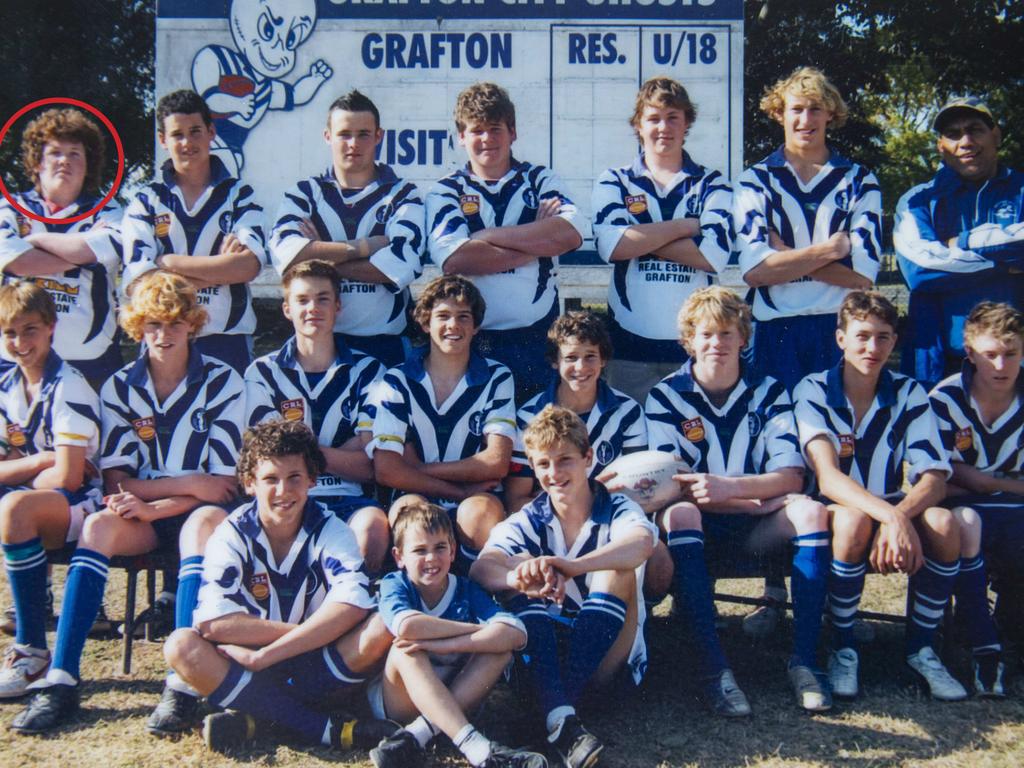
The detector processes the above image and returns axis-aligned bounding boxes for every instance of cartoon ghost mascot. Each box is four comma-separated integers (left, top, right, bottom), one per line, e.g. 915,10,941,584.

191,0,333,174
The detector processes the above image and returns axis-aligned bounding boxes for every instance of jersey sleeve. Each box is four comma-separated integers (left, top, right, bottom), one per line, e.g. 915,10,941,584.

0,199,33,272
482,511,532,557
510,401,537,478
644,384,694,464
377,572,421,636
320,516,376,610
231,183,268,266
695,172,734,274
927,388,962,460
84,199,124,273
482,364,518,443
537,167,588,245
902,382,953,485
848,169,883,281
243,360,279,426
367,371,411,456
98,376,142,474
425,178,471,269
269,181,314,274
192,520,255,625
204,367,246,476
621,399,649,453
369,184,425,290
121,190,161,289
761,383,805,473
733,170,777,277
608,494,659,545
465,578,527,641
52,374,101,453
591,168,631,263
792,377,837,458
355,358,386,435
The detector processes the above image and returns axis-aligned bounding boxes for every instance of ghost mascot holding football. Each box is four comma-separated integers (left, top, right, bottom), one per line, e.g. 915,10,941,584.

190,0,333,175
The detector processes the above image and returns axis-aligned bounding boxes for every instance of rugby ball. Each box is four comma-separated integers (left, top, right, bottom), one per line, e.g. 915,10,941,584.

602,450,689,510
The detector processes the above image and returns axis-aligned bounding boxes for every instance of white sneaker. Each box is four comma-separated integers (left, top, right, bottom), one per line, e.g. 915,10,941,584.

906,647,968,701
827,647,859,699
788,664,833,712
742,587,787,638
0,644,51,699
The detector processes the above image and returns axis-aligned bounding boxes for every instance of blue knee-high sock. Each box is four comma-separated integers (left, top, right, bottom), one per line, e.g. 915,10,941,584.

955,555,1001,656
3,538,48,650
52,549,109,680
208,661,337,746
828,559,866,650
790,532,829,668
174,555,204,630
284,645,367,700
511,596,569,716
907,557,959,656
565,592,627,703
667,530,727,678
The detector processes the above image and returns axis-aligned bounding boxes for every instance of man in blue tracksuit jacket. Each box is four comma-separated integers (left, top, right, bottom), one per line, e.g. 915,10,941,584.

895,97,1024,389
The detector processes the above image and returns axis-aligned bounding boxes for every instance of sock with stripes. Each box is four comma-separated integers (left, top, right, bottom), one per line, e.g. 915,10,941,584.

828,558,866,650
565,591,627,703
208,661,334,746
511,595,570,716
907,557,959,656
174,555,204,630
790,531,830,668
52,548,109,680
668,529,727,678
955,554,1001,656
3,538,48,650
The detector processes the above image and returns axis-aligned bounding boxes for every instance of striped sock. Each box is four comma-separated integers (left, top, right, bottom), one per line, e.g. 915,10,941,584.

511,595,570,716
955,554,1001,656
668,529,727,678
174,555,204,630
3,538,48,650
790,531,829,668
52,548,109,680
828,558,866,650
565,591,627,703
907,557,959,655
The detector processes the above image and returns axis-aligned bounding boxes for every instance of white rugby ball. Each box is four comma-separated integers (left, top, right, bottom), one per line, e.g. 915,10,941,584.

603,450,689,509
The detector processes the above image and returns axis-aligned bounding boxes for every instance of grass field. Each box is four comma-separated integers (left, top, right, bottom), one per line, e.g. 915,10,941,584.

2,568,1023,768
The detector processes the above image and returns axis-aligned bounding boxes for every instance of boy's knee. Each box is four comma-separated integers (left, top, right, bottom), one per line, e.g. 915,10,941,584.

785,497,828,534
590,567,635,601
0,491,35,540
388,494,428,527
831,507,872,555
643,541,674,599
349,507,390,572
80,510,121,551
661,501,701,533
164,627,206,671
920,506,959,548
456,494,505,549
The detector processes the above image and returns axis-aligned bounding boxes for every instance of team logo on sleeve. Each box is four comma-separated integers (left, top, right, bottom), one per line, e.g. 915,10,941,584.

625,195,648,215
460,195,480,216
747,413,764,437
686,194,701,216
596,441,614,465
469,413,485,436
190,408,209,433
834,189,851,212
16,214,31,237
837,433,855,458
955,427,974,452
682,418,705,443
154,214,171,237
280,399,305,422
131,417,156,441
249,573,270,601
218,211,234,234
6,423,26,448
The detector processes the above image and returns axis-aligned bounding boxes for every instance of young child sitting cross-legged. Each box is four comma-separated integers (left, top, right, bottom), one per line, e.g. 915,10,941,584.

9,271,245,735
471,405,657,768
368,501,547,768
163,420,397,754
0,283,103,699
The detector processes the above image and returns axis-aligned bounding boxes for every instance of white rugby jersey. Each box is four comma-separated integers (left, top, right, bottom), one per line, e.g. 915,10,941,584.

930,366,1024,477
511,377,647,481
734,147,882,321
646,360,804,476
192,497,375,627
121,157,266,337
368,348,516,505
483,483,657,683
426,160,587,330
794,362,951,498
99,348,244,479
592,152,732,344
269,165,425,337
0,352,101,481
245,336,385,498
0,191,122,364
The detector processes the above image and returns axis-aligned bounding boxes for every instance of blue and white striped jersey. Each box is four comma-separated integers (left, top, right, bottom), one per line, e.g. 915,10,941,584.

426,160,588,330
121,157,266,338
0,352,101,483
794,362,951,499
245,336,385,498
511,377,647,481
483,483,657,683
930,366,1024,477
99,347,244,479
734,147,882,320
895,165,1024,292
368,348,517,506
646,360,804,476
592,152,732,355
269,165,425,337
0,191,122,365
192,497,375,627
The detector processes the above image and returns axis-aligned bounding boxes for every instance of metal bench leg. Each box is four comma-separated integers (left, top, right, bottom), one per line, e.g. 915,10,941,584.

122,568,138,675
145,567,157,642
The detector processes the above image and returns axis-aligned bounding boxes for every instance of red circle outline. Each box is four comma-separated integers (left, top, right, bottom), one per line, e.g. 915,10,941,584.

0,97,125,225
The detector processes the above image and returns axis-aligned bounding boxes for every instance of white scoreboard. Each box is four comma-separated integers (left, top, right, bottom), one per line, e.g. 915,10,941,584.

156,0,743,258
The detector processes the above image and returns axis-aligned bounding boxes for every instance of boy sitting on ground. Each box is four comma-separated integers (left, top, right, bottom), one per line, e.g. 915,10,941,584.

245,259,389,572
0,283,102,699
369,501,546,768
471,405,657,768
163,420,396,753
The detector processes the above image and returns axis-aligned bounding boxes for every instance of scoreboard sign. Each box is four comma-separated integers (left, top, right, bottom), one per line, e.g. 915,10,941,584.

156,0,743,251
